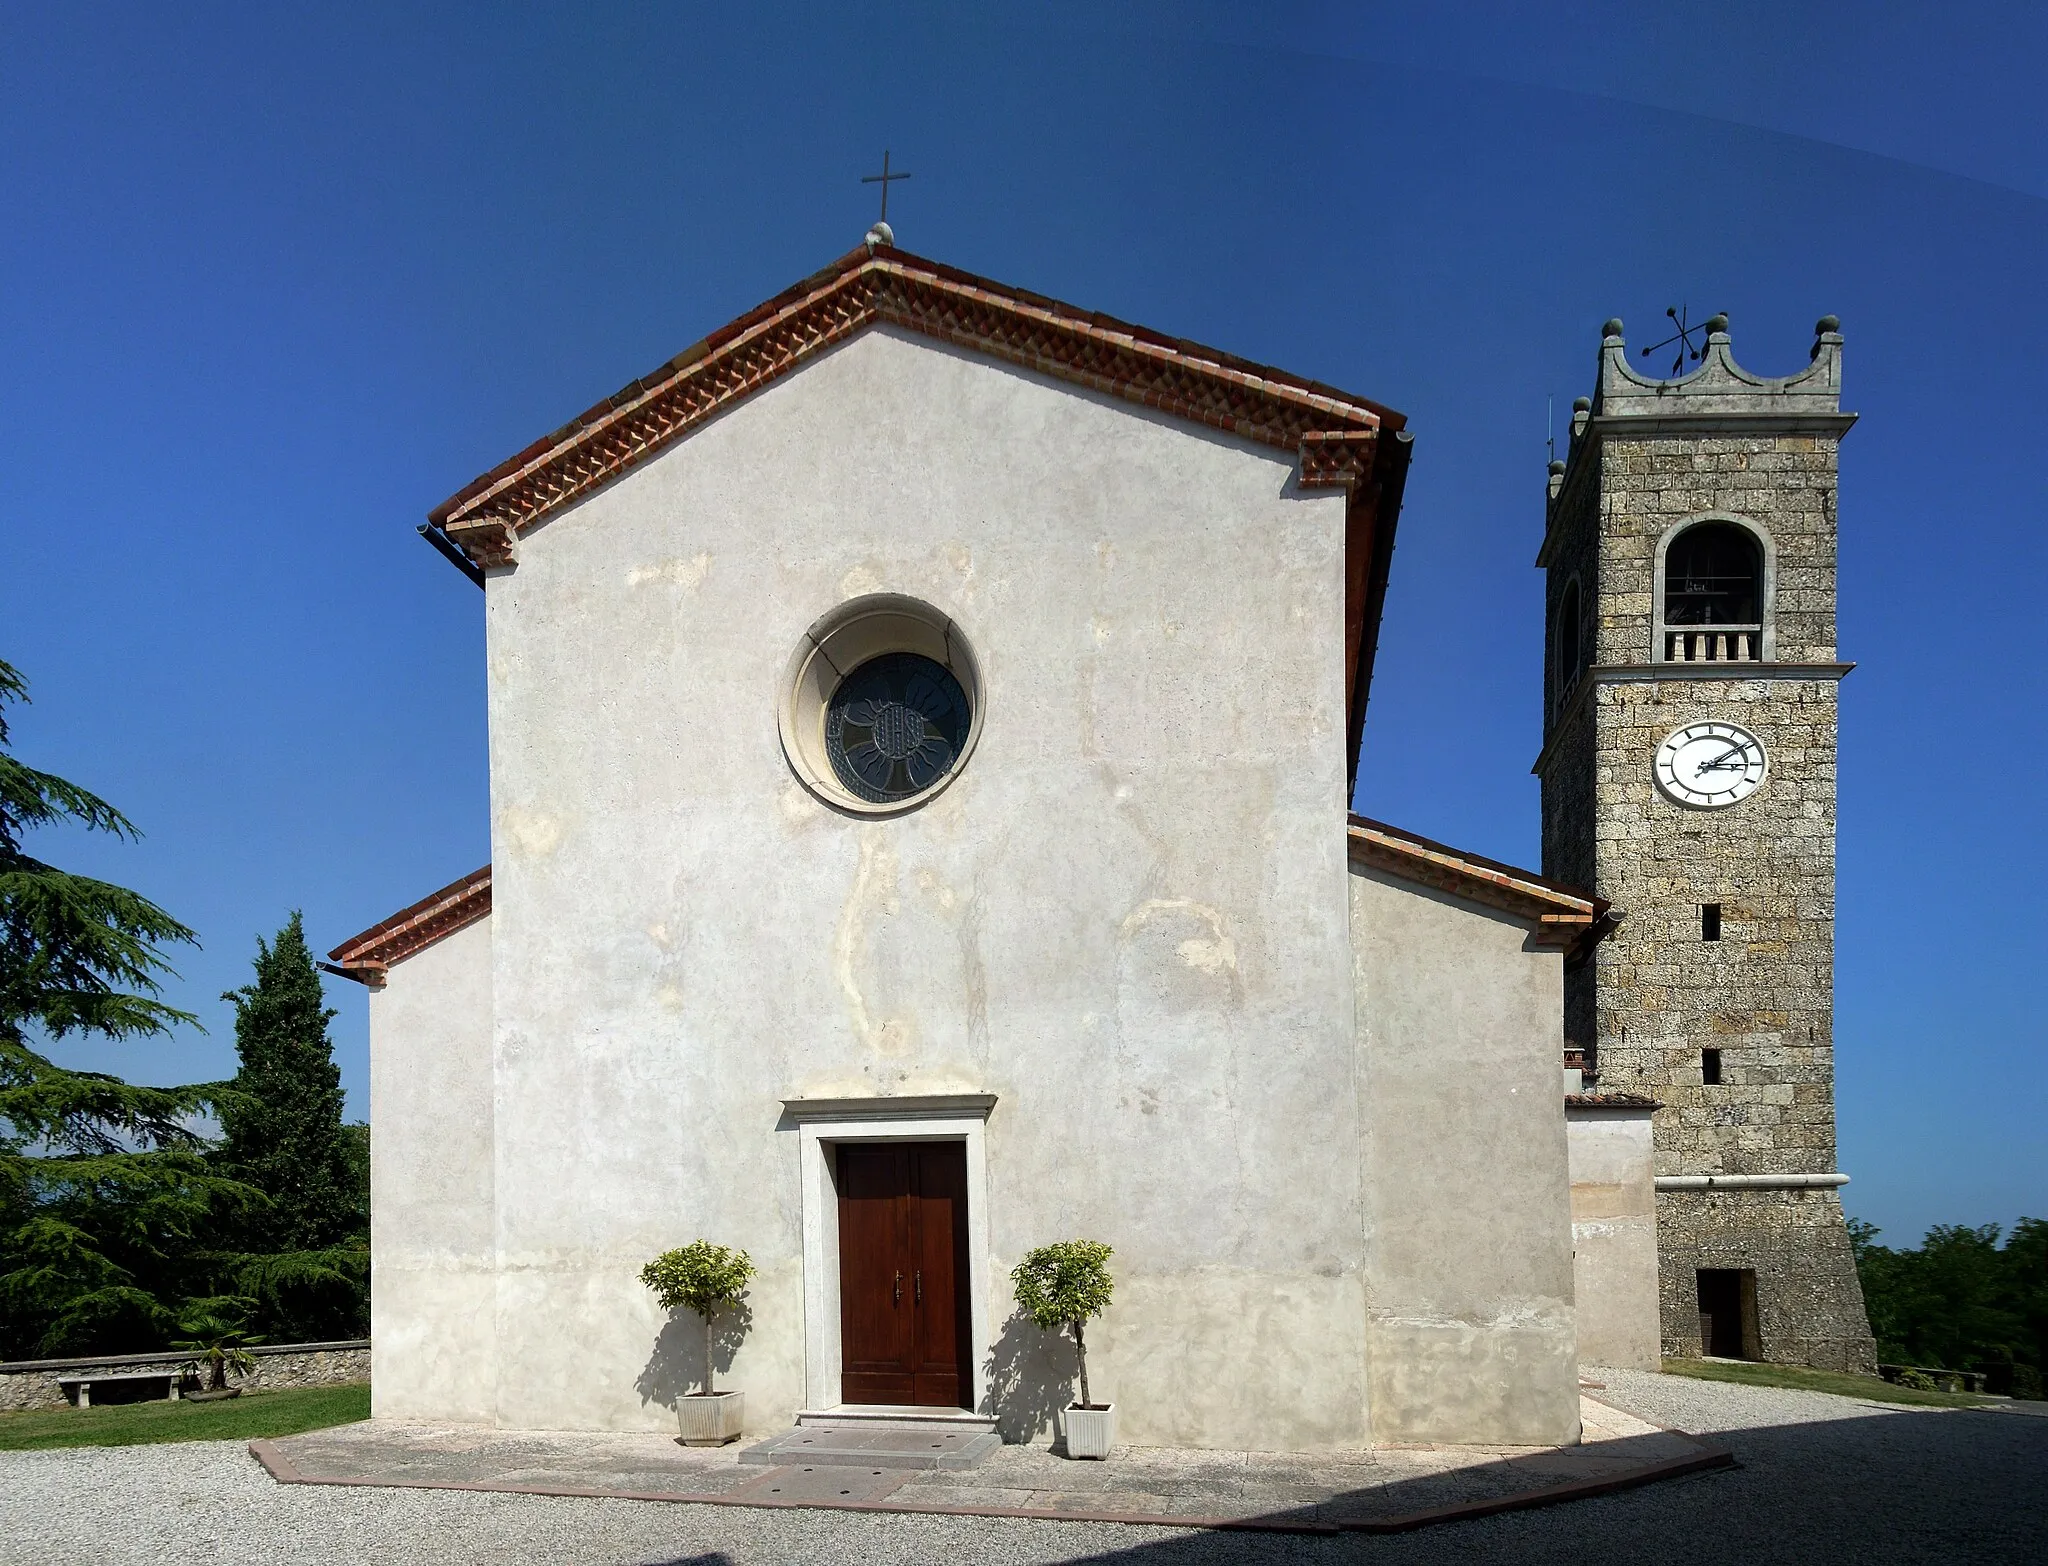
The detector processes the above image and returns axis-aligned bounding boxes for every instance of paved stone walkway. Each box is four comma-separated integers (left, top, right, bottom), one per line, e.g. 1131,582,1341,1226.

255,1393,1725,1532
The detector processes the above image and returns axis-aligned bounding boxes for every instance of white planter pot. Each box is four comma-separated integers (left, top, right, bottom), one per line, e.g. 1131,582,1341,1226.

1062,1402,1117,1460
676,1390,745,1446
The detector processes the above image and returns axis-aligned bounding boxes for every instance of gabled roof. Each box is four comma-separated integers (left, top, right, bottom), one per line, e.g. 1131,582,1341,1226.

429,242,1413,784
1345,815,1607,950
325,866,490,988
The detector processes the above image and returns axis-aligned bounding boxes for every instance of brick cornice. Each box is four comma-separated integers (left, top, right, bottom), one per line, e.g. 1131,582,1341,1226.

429,242,1412,760
326,866,491,987
433,246,1403,560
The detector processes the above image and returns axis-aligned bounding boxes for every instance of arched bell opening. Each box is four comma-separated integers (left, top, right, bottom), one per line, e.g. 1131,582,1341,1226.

1655,517,1774,663
1554,576,1584,709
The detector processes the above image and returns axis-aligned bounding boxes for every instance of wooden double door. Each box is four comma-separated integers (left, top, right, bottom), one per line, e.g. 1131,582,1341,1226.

836,1142,971,1408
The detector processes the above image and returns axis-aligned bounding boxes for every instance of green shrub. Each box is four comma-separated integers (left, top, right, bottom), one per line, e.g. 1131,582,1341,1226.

641,1241,755,1395
1849,1216,2046,1395
1011,1240,1114,1407
1893,1367,1939,1391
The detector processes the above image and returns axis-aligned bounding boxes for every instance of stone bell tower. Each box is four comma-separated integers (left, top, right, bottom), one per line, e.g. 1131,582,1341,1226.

1536,313,1875,1371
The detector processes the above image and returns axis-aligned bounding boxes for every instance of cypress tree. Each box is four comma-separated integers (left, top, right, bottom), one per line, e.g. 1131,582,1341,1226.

214,916,369,1339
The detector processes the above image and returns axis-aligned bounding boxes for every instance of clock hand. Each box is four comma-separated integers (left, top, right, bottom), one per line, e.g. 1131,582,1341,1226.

1695,743,1753,773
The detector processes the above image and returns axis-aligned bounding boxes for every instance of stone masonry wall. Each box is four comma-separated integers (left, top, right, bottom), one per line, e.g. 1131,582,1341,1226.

1590,434,1839,667
1583,675,1840,1175
1542,440,1601,726
1539,410,1873,1372
0,1340,370,1412
1657,1188,1871,1371
1542,443,1602,1071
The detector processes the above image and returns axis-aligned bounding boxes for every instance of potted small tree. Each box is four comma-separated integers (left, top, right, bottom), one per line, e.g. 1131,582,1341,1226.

641,1240,756,1445
174,1299,265,1400
1011,1240,1116,1458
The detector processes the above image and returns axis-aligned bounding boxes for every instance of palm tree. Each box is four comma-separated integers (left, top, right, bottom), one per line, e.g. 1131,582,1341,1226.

173,1299,264,1391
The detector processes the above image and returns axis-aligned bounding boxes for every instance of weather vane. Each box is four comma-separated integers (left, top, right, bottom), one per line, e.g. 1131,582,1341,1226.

861,149,912,223
1641,305,1718,377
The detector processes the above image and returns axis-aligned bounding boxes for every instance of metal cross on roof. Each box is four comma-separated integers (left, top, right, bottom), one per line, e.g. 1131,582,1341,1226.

861,150,912,222
1641,305,1719,377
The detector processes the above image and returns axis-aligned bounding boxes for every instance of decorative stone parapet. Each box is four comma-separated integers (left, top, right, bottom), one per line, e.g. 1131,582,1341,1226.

0,1339,370,1411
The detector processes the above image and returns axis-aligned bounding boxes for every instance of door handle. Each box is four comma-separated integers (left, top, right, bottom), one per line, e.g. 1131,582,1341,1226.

915,1270,923,1305
893,1270,902,1305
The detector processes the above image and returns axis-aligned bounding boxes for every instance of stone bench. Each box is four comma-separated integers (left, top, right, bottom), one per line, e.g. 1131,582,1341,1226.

1878,1363,1988,1395
58,1370,180,1408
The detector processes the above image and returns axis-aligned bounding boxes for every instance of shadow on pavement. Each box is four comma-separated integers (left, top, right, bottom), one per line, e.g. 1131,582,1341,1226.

971,1404,2048,1565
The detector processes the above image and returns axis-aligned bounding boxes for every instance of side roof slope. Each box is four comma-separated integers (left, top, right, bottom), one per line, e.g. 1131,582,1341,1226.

331,819,1605,987
1346,814,1608,951
326,866,490,988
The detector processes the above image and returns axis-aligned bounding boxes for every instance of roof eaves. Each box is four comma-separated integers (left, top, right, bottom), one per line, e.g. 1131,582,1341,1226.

326,866,492,986
1565,1093,1663,1111
429,246,1404,554
1345,814,1605,943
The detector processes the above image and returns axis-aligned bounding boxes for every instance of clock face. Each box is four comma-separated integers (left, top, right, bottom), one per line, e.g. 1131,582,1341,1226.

1654,721,1768,809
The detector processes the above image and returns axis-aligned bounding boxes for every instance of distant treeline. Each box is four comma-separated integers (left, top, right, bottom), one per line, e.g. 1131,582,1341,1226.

1,657,367,1361
1850,1217,2046,1398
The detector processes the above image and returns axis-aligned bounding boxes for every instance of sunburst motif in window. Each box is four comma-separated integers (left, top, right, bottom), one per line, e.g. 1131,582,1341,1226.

824,653,973,804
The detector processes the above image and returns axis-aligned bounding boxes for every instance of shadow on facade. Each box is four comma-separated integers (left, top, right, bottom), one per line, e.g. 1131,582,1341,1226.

981,1309,1079,1445
634,1302,755,1411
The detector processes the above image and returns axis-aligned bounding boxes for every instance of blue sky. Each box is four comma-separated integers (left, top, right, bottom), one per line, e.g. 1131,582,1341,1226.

3,3,2042,1246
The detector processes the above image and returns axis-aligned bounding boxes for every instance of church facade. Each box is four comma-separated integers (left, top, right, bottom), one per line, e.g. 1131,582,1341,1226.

332,239,1646,1452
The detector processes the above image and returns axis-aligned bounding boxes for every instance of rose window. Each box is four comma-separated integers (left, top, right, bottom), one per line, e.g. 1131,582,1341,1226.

823,653,973,804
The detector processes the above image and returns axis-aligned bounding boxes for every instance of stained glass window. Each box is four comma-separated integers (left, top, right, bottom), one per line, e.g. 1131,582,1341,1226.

824,652,973,805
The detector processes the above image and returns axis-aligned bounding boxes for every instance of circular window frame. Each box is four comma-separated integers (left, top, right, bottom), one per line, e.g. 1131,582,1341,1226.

778,594,985,817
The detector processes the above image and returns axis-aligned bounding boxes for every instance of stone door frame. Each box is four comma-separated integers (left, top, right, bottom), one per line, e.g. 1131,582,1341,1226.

782,1095,995,1414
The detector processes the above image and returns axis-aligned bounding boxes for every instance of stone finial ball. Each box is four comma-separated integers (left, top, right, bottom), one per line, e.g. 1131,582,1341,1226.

1548,460,1566,476
1816,315,1840,334
1572,397,1592,413
865,220,895,249
1602,318,1624,339
1705,313,1729,334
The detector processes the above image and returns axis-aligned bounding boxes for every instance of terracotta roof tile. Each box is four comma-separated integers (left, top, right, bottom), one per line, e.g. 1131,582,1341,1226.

1346,814,1607,947
326,866,490,987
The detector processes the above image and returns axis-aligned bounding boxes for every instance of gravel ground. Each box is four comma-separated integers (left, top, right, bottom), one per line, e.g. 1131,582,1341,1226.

3,1370,2043,1565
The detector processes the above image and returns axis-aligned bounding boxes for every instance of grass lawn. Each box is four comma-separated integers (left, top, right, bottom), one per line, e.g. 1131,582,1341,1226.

1659,1357,1994,1409
0,1382,369,1451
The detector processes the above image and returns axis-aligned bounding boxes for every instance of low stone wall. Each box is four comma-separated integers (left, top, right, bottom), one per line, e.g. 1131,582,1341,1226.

0,1339,370,1411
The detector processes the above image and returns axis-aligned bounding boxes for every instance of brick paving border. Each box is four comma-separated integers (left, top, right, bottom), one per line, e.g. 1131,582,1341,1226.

247,1433,1733,1536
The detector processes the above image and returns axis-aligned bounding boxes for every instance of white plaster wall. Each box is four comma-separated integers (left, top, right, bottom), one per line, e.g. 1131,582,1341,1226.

481,326,1364,1448
1566,1110,1661,1370
1349,867,1581,1446
369,914,496,1421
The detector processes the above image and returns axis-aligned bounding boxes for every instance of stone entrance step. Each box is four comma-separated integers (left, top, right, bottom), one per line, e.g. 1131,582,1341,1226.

794,1404,997,1432
739,1421,1000,1471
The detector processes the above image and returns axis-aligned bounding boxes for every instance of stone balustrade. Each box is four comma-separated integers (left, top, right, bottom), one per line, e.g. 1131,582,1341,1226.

1663,626,1762,662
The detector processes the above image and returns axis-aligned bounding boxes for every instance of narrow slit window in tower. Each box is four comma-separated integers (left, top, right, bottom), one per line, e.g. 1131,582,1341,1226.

1702,1048,1723,1085
1702,903,1722,941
